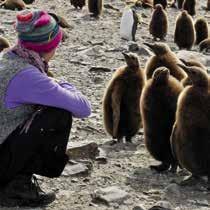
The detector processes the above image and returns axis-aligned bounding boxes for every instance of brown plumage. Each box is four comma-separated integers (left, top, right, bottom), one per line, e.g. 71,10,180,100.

144,42,186,81
171,64,210,189
194,18,209,45
0,0,26,10
174,10,195,50
48,13,71,29
153,0,167,9
149,4,168,41
103,52,145,143
182,0,196,16
88,0,103,17
0,36,10,52
199,38,210,53
208,0,210,10
70,0,85,9
140,67,183,173
180,59,207,87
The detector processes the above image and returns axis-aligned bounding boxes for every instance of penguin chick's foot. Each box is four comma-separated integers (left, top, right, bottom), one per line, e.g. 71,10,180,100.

168,162,178,174
150,162,170,172
179,175,201,187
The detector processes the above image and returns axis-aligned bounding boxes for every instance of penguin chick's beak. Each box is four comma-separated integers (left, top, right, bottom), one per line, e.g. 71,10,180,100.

122,52,130,60
177,63,191,73
143,42,154,50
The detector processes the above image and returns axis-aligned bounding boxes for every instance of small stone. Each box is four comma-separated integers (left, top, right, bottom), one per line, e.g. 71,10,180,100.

163,183,181,199
133,205,146,210
89,66,112,73
95,148,108,164
62,163,90,177
66,142,99,160
138,46,153,56
148,201,173,210
128,41,139,52
92,186,129,205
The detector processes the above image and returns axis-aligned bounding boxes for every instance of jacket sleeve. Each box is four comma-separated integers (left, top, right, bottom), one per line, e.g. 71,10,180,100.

4,67,91,118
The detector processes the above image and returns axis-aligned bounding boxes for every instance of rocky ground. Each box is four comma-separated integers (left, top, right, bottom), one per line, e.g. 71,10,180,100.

0,0,210,209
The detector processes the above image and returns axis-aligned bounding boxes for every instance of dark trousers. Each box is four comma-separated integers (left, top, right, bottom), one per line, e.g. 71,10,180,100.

0,107,72,186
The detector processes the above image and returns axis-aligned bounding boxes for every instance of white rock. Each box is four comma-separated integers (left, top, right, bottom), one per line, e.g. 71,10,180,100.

176,50,209,67
92,186,129,205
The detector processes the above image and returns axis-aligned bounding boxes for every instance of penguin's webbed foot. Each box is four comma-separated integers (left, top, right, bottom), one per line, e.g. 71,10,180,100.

179,175,201,187
150,162,170,173
169,162,178,174
125,136,132,143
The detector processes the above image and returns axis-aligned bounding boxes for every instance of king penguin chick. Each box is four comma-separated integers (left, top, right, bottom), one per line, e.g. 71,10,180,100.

141,67,183,173
120,7,139,41
103,53,145,143
171,64,210,189
0,0,26,10
48,13,71,29
70,0,85,9
199,38,210,53
153,0,167,9
174,10,195,50
180,58,207,87
144,42,186,80
88,0,103,17
194,17,209,45
0,36,10,52
182,0,196,16
149,4,168,41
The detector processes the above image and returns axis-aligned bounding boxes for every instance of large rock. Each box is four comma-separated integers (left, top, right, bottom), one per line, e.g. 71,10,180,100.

176,50,210,68
148,201,173,210
62,163,90,177
92,186,129,205
66,142,99,160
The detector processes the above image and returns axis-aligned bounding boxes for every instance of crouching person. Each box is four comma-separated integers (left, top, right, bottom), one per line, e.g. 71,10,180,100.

0,10,91,207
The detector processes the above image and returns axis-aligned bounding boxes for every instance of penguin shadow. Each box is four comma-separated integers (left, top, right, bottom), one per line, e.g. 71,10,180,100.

126,166,210,206
99,135,143,159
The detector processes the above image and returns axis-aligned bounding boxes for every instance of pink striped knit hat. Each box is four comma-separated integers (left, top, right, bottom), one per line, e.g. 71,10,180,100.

14,10,62,53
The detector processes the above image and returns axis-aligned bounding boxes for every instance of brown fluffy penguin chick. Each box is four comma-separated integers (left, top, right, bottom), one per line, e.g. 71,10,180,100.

174,10,195,50
48,13,71,29
171,64,210,189
182,0,196,16
140,67,183,173
88,0,103,17
149,4,168,41
103,53,145,143
0,36,10,52
153,0,167,9
180,59,207,87
70,0,85,9
144,42,186,80
0,0,26,10
199,38,210,53
194,18,209,45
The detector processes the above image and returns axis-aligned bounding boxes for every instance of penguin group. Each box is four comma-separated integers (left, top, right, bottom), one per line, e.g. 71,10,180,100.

103,0,210,190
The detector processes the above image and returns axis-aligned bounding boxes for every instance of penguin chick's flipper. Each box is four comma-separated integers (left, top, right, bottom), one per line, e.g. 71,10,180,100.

111,81,123,139
150,162,170,172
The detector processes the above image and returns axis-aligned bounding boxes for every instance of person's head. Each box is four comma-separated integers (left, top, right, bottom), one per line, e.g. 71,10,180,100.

14,10,62,62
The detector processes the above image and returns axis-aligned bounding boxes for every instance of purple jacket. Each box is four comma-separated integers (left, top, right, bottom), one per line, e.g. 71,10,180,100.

5,66,91,118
